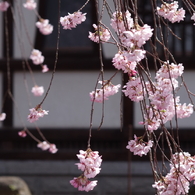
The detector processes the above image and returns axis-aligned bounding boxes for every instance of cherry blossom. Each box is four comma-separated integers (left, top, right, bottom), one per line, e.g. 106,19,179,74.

126,135,153,157
157,1,185,23
28,105,49,123
37,141,50,151
36,19,53,35
138,61,193,131
112,51,137,74
76,149,102,179
111,10,134,33
191,13,195,25
23,0,36,10
123,77,145,102
176,102,194,119
30,49,44,65
121,24,153,48
60,11,86,30
49,144,58,154
70,148,101,191
88,24,110,43
0,1,9,11
90,81,121,102
18,130,27,137
70,176,97,192
155,61,184,80
125,49,146,62
37,142,58,153
0,112,6,121
31,85,44,96
153,152,195,195
42,65,49,73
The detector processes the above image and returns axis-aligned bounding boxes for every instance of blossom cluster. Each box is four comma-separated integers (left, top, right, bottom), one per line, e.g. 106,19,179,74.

30,49,44,65
0,1,9,11
110,11,153,103
36,19,53,35
126,135,153,157
60,11,86,30
90,80,121,102
157,1,185,23
70,148,102,192
123,77,145,102
29,49,49,72
88,24,110,43
31,85,44,96
28,106,49,123
153,152,195,195
139,61,193,131
37,141,58,154
23,0,36,10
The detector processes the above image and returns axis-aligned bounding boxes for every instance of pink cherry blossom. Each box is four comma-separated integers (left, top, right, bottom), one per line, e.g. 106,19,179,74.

125,49,146,62
88,24,110,43
126,134,153,157
28,106,49,123
31,85,44,96
36,19,53,35
60,11,86,30
123,77,145,102
191,13,195,25
30,49,44,65
111,10,134,33
76,149,102,179
23,0,36,10
0,113,6,121
157,1,185,23
112,51,137,74
90,81,121,102
42,65,49,73
37,141,50,151
70,148,101,191
0,1,9,11
121,24,153,48
70,176,97,192
176,102,193,119
155,61,184,80
49,144,58,154
153,152,195,195
37,142,58,153
18,130,27,137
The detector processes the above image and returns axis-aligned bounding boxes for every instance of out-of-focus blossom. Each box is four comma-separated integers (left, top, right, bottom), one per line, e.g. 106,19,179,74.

18,130,27,137
23,0,36,10
31,85,44,96
0,1,9,11
0,113,6,121
42,65,49,73
36,19,53,35
30,49,44,65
